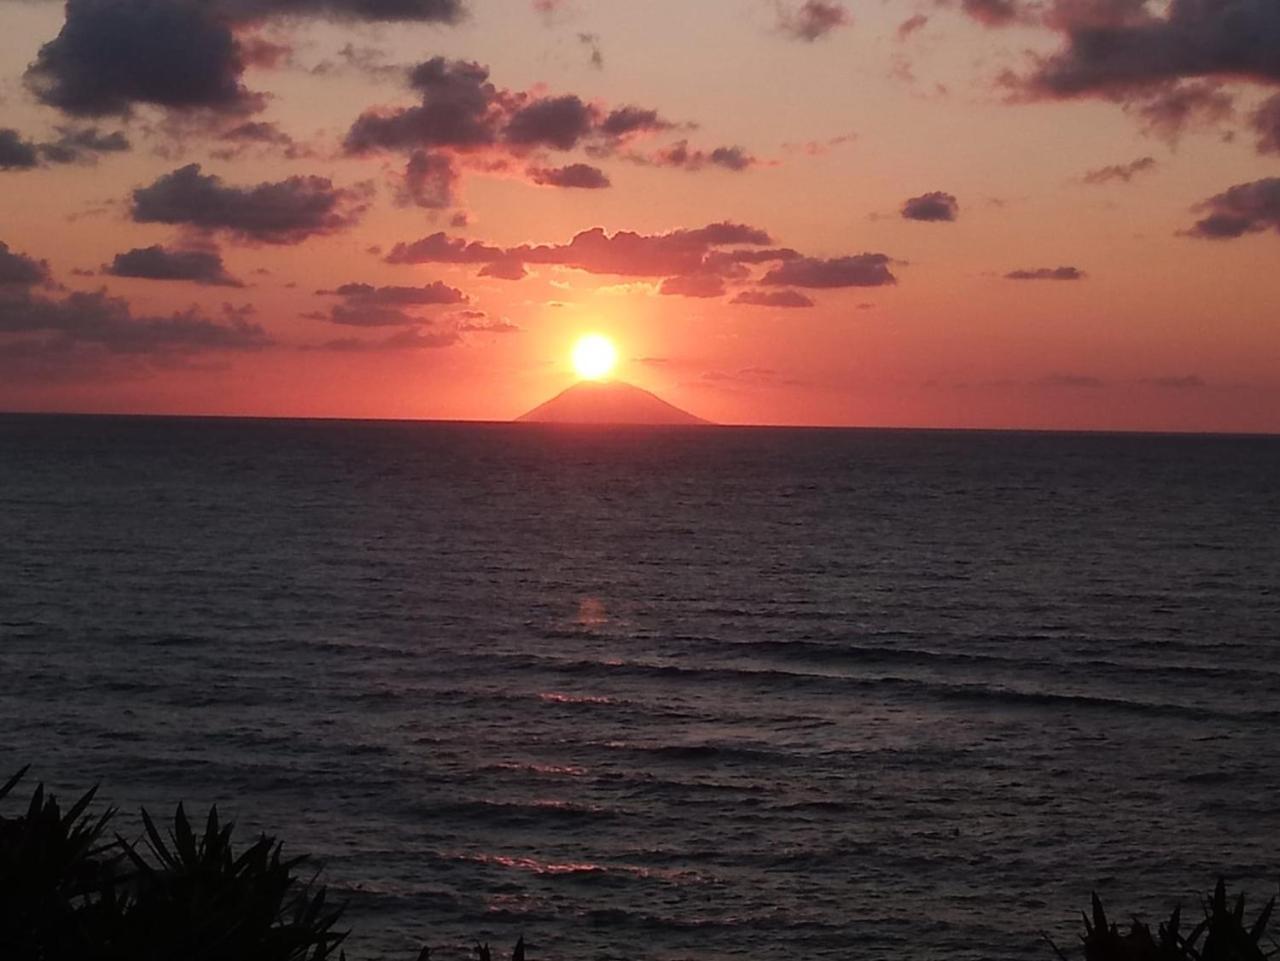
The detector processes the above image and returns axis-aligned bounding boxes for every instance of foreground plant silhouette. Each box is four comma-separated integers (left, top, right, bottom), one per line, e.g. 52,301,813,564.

0,767,345,961
1,769,528,961
1049,882,1276,961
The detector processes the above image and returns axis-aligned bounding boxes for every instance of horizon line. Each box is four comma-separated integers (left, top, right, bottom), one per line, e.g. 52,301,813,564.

1,409,1277,440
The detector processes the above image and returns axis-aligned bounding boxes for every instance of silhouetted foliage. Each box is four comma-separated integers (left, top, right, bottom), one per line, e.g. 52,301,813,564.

1049,882,1277,961
0,768,346,961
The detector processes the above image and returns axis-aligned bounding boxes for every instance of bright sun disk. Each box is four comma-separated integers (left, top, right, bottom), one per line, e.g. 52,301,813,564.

572,334,618,380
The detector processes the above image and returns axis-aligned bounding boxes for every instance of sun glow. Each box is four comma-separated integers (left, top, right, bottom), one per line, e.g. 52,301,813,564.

572,334,618,381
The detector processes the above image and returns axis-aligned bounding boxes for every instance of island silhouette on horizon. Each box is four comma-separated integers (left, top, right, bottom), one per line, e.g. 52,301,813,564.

516,380,711,425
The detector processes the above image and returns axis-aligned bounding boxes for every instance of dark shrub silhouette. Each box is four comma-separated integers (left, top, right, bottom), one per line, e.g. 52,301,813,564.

0,767,345,961
1051,882,1276,961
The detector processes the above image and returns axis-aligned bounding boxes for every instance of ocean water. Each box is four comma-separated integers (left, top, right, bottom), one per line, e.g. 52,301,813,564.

1,414,1278,961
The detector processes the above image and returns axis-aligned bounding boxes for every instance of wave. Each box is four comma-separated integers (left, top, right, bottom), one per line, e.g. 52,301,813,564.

411,798,619,827
489,652,1277,723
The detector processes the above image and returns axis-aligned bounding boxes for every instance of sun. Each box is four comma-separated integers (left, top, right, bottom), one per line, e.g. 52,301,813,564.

572,333,618,381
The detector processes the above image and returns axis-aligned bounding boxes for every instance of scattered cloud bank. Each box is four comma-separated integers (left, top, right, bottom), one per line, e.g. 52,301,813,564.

342,55,752,206
308,280,468,326
384,222,898,305
631,141,760,172
1,126,129,170
0,238,271,376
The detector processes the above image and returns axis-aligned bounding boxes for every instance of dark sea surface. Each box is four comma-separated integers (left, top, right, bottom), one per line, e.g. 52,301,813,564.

2,414,1279,961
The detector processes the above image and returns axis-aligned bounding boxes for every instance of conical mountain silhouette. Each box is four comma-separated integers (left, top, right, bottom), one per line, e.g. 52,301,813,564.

516,380,710,425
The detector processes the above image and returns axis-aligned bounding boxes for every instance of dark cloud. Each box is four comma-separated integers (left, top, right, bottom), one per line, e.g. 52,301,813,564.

344,55,734,203
0,130,40,171
38,126,131,164
599,106,676,138
639,140,760,171
307,278,466,327
25,0,258,117
131,164,366,244
319,281,467,305
344,57,500,152
0,286,271,355
1005,266,1085,279
478,259,527,280
399,150,458,208
777,1,851,41
1130,81,1234,140
505,94,597,150
517,227,706,276
1081,155,1156,183
1185,178,1280,239
1015,0,1280,100
659,274,727,298
730,289,815,307
1250,94,1280,154
385,231,505,265
709,146,756,171
25,0,466,119
516,223,773,277
383,222,775,282
680,223,773,246
0,242,51,287
106,245,244,286
1,125,130,170
901,191,959,222
760,254,896,287
528,162,611,188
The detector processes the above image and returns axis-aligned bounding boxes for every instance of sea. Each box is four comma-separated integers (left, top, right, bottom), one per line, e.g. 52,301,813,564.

2,414,1278,961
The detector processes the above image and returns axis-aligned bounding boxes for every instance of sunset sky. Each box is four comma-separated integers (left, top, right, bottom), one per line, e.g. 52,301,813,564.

2,0,1278,431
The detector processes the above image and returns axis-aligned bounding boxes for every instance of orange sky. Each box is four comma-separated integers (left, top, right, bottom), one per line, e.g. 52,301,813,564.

2,0,1278,431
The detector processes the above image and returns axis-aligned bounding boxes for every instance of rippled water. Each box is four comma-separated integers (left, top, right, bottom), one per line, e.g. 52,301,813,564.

2,415,1278,961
